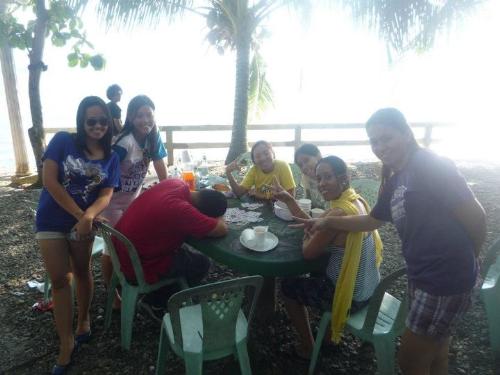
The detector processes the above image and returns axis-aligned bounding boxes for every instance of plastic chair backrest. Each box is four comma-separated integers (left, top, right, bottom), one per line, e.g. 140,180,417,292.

97,222,149,289
168,275,263,353
289,163,303,187
482,238,500,279
361,268,407,333
351,178,380,208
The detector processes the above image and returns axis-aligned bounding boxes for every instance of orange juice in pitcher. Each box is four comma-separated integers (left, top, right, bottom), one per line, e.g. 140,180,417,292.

182,170,196,191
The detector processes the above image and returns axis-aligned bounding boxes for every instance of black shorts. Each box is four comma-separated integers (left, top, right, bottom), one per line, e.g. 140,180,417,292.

144,244,211,308
281,275,369,313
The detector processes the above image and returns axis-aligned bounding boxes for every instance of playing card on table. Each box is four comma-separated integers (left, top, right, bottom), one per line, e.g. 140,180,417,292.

224,207,263,225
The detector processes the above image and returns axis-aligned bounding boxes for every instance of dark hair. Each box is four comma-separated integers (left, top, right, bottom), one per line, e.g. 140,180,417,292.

250,140,275,164
365,107,420,193
75,96,112,158
106,84,122,100
294,143,321,164
195,189,228,217
115,95,159,157
317,155,350,190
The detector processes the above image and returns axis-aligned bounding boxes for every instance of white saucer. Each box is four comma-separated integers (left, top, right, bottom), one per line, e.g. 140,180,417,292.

240,229,279,252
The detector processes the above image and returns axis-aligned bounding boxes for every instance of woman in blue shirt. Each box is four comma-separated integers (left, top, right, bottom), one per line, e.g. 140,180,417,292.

36,96,120,374
294,108,486,375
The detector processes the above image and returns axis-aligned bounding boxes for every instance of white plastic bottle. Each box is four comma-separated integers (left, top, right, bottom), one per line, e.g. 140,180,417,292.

199,153,209,177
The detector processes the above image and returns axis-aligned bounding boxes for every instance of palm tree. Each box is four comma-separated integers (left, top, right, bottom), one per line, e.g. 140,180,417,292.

0,2,30,177
1,0,105,184
74,0,485,163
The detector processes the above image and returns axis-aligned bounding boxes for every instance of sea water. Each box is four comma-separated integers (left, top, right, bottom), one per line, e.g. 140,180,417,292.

1,123,498,176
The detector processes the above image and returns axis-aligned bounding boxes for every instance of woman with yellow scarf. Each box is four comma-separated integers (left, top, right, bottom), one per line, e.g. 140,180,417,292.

295,109,486,374
272,155,382,360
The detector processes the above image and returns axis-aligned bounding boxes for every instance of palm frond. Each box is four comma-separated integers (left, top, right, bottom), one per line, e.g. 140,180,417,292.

253,0,312,26
341,0,485,53
72,0,197,29
248,49,273,121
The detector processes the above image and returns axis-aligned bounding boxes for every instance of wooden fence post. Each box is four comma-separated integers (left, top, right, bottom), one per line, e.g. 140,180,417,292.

166,129,174,166
294,126,302,150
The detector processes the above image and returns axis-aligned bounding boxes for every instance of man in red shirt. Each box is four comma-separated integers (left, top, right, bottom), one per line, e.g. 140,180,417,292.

113,178,228,317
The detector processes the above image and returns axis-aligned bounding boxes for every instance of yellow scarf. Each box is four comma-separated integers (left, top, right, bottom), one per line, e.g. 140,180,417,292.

329,188,383,343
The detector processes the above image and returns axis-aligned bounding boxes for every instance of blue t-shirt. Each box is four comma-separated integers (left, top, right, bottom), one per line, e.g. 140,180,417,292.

371,149,477,296
112,132,167,193
36,132,121,232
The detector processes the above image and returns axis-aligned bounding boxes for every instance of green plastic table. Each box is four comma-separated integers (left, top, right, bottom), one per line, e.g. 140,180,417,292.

187,197,326,277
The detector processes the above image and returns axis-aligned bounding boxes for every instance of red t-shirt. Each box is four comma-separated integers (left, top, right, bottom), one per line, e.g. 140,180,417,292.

113,179,218,284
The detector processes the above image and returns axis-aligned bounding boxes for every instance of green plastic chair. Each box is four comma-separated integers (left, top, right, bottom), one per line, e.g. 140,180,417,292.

351,178,380,208
308,268,407,375
155,275,263,375
43,235,105,302
289,163,302,184
480,238,500,357
98,222,188,350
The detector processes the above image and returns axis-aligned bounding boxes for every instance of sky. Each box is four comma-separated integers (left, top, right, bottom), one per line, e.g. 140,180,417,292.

1,0,500,172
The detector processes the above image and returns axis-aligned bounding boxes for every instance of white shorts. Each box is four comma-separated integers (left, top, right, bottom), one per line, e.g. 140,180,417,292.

35,230,95,241
35,231,67,240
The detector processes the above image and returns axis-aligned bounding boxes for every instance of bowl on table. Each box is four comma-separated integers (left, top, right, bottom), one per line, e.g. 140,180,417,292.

311,207,325,218
274,201,293,221
213,183,230,192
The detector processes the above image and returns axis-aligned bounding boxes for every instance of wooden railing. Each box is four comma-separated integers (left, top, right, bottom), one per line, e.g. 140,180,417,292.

45,122,448,166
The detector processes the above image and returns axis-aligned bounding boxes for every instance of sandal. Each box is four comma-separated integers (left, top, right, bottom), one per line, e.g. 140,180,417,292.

75,330,92,349
51,362,72,375
51,343,77,375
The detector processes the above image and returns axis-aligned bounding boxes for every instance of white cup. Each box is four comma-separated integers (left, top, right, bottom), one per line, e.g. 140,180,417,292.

253,226,268,247
298,198,312,213
311,208,325,218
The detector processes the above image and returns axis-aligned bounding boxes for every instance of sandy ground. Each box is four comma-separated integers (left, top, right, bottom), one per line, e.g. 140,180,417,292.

1,162,499,374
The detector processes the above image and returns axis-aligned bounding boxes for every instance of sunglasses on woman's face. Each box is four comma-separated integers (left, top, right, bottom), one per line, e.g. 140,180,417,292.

86,117,109,127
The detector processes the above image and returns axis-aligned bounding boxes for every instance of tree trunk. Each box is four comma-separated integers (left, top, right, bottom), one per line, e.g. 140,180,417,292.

0,2,30,176
27,0,48,185
225,4,251,164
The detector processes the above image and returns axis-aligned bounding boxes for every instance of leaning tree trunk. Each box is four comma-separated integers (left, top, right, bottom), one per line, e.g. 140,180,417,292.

0,1,30,176
27,0,48,186
225,8,252,164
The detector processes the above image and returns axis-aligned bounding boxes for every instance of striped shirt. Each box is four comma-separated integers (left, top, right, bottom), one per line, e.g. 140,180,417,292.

325,233,380,302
